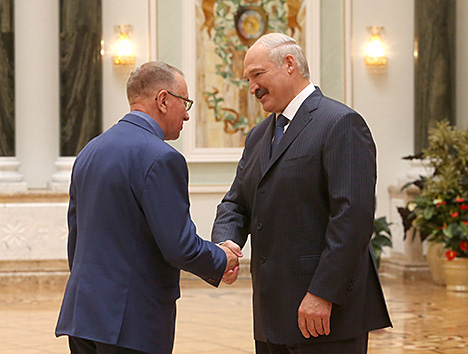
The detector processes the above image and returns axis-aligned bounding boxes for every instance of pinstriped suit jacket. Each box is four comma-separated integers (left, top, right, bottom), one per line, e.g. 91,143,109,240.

212,88,392,345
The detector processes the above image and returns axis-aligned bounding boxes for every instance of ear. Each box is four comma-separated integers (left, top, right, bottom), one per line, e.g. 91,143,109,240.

155,90,169,113
284,54,296,74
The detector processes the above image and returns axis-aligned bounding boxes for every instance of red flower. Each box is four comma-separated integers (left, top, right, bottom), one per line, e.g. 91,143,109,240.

464,221,468,227
436,201,447,207
456,197,465,203
460,204,468,210
446,250,457,261
451,211,459,218
460,241,468,252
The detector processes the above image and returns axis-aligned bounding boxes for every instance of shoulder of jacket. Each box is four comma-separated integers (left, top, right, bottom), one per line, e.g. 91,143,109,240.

249,114,274,136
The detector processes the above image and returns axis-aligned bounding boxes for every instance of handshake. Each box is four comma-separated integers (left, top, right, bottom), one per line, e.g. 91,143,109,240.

218,241,243,285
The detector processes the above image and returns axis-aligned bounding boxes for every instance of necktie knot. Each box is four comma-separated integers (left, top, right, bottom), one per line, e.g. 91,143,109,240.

271,114,289,157
276,114,289,129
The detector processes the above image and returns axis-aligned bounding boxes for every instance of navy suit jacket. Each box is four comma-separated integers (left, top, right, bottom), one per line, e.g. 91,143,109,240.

212,88,392,345
56,112,226,354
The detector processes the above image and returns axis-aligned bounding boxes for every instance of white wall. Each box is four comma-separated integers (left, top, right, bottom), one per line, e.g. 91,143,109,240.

320,0,344,102
102,0,156,132
352,0,415,219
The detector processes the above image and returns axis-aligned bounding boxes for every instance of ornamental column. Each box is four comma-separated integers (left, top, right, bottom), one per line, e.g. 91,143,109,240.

15,0,60,189
0,0,26,192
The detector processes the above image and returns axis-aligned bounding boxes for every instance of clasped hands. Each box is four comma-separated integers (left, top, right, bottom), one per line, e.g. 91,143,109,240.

218,240,243,285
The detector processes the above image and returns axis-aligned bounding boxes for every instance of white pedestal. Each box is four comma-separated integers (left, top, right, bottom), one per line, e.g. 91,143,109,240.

49,157,75,192
397,159,434,187
0,157,28,192
385,184,431,281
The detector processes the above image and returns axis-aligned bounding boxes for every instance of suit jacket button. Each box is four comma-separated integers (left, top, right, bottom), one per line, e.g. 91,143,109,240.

257,223,263,230
260,256,266,264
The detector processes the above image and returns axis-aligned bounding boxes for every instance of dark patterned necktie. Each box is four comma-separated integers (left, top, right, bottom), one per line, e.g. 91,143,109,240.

271,114,290,157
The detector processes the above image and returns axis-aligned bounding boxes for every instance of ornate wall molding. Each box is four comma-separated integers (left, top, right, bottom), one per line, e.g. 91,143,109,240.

0,203,68,260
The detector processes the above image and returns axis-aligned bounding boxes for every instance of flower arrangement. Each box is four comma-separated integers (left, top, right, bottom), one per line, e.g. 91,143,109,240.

405,120,468,261
408,193,468,260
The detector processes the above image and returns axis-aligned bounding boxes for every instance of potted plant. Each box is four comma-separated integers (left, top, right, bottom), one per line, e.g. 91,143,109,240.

406,120,468,291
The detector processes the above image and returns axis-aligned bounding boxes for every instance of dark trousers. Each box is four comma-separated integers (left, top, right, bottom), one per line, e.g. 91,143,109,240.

255,333,369,354
69,336,149,354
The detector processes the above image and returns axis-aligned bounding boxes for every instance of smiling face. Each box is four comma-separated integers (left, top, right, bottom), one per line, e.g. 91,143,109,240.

243,43,296,114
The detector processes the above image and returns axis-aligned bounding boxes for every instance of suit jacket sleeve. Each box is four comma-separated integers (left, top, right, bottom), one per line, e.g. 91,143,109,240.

211,131,253,248
308,112,377,305
141,149,227,287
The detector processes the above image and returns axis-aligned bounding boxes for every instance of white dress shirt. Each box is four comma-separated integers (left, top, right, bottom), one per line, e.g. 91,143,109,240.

277,82,315,132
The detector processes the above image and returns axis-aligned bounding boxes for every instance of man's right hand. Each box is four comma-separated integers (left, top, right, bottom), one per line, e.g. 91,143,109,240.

219,241,243,285
298,292,332,338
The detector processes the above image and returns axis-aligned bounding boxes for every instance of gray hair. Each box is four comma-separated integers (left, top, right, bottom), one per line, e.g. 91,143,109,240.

126,61,184,101
256,33,310,79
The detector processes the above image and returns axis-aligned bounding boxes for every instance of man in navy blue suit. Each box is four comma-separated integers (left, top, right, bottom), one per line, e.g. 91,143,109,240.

55,61,242,354
212,33,391,353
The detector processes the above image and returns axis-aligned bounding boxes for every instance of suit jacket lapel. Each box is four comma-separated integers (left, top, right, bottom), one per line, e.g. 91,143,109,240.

263,87,323,176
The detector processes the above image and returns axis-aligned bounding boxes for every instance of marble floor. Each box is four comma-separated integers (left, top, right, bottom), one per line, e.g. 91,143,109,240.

0,274,467,354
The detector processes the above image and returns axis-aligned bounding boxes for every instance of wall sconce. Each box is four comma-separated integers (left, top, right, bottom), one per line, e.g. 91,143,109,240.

365,26,387,67
113,25,135,65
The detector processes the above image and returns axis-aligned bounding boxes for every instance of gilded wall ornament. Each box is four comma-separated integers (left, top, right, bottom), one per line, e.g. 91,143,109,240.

234,6,268,46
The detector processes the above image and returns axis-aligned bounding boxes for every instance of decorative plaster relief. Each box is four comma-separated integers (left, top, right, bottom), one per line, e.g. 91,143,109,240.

0,203,68,260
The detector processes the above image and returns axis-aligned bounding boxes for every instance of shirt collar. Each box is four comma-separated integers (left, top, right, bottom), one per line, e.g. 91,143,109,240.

129,110,165,139
279,82,315,121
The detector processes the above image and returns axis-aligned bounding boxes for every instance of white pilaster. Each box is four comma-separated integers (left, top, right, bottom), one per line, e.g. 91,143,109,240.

0,157,27,192
15,0,60,188
49,157,75,192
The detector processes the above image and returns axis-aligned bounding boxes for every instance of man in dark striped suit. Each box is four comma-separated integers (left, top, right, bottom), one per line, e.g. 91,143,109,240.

212,33,392,353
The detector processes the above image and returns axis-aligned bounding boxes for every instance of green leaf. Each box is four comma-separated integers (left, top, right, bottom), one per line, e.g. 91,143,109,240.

423,207,434,220
372,234,393,248
373,216,392,237
461,221,468,235
449,222,459,236
443,226,453,238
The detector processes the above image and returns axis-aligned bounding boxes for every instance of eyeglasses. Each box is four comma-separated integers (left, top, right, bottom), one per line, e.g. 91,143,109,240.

155,90,194,111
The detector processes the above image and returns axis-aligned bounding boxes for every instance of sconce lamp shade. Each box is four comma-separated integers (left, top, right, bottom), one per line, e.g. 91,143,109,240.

365,27,387,67
113,26,135,65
